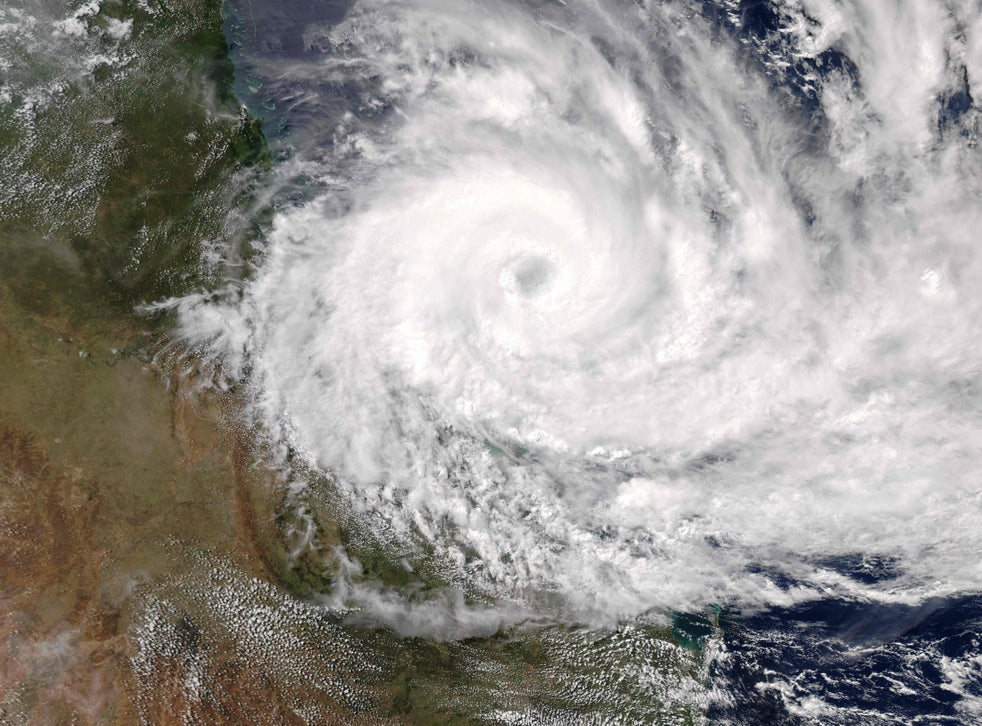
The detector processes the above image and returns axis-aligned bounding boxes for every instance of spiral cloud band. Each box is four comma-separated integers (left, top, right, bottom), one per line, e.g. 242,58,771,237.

174,0,982,622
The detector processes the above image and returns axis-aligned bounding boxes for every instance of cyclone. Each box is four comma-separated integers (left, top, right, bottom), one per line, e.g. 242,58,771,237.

174,0,982,623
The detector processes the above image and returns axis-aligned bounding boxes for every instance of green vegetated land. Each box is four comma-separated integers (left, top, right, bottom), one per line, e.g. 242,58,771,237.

0,1,711,723
1,0,267,307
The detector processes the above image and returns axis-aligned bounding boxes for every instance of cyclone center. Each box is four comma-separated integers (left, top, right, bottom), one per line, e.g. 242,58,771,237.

499,254,556,299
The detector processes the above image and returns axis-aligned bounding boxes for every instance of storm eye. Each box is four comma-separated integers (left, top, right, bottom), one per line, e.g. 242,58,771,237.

500,255,556,298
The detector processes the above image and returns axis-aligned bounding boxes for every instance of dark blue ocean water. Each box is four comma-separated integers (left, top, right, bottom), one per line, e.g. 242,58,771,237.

709,593,982,723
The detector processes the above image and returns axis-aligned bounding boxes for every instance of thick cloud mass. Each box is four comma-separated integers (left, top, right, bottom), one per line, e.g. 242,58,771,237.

176,0,982,621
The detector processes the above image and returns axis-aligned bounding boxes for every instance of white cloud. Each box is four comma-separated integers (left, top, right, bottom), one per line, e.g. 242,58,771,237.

173,0,982,624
